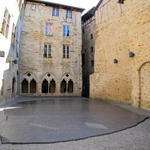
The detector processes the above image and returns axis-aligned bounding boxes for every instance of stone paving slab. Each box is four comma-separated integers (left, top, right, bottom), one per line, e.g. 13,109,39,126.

0,96,148,144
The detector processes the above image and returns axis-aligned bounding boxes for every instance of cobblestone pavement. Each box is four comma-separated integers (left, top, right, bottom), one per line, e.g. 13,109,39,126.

0,98,150,150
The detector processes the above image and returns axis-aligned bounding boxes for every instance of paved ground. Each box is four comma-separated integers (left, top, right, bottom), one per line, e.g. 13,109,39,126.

0,96,150,150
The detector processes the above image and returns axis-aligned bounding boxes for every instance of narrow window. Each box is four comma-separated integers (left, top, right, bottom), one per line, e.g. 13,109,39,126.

18,0,22,10
30,79,36,93
118,0,124,4
91,60,94,67
49,79,56,93
22,79,28,93
82,54,85,66
31,5,36,11
45,23,53,36
42,79,48,93
63,45,69,58
44,44,51,58
52,8,59,16
91,46,94,52
82,28,85,34
66,10,72,18
63,25,69,37
68,80,73,93
1,9,11,38
60,79,67,93
91,34,93,39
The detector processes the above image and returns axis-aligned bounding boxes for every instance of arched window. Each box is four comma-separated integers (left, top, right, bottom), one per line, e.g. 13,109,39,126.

49,79,56,93
22,79,28,93
68,79,73,93
42,79,48,93
60,79,67,93
12,77,16,94
30,79,36,93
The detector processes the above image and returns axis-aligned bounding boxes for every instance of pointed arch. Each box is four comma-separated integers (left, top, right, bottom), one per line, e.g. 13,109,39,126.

22,79,28,93
60,79,67,93
68,79,73,93
42,79,48,93
30,79,36,93
49,79,56,93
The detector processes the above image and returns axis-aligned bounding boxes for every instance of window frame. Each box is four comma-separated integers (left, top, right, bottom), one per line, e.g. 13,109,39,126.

63,25,69,37
1,9,10,38
44,44,52,58
63,45,69,59
66,10,72,18
45,23,53,36
52,8,59,16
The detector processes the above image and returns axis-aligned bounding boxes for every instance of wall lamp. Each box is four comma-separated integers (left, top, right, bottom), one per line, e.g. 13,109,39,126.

129,51,135,58
113,59,118,64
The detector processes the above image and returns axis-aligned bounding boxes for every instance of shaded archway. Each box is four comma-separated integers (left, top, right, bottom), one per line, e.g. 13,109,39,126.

68,79,73,93
49,79,56,93
12,77,16,94
60,79,66,93
139,62,150,110
22,79,28,93
42,79,48,93
30,79,36,93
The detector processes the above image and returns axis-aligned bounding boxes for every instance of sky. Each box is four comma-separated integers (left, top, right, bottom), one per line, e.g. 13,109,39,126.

40,0,100,14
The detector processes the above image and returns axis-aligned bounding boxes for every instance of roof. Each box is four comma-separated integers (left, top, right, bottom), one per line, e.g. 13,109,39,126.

82,7,96,22
95,0,103,10
26,0,85,12
81,0,104,22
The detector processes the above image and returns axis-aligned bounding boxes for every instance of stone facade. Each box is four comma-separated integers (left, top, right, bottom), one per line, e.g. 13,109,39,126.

19,0,83,96
82,7,96,97
90,0,150,110
0,0,25,101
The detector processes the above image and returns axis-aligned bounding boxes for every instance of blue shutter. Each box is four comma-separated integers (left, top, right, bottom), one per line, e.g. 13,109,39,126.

45,24,47,35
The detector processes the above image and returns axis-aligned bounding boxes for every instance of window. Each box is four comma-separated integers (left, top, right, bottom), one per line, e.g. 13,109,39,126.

45,23,53,36
82,54,85,66
18,0,22,10
66,10,72,18
63,45,69,58
118,0,124,4
0,51,5,57
31,5,36,11
82,28,85,34
91,46,94,52
63,25,69,37
52,8,59,16
1,9,10,38
91,34,93,39
91,60,94,67
44,44,51,58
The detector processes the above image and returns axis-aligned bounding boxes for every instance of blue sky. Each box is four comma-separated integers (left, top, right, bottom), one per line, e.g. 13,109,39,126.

40,0,100,14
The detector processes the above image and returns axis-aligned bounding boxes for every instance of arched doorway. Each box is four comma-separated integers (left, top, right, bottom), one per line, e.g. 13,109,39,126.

60,79,66,93
68,79,73,93
42,79,48,93
30,79,36,93
22,79,28,93
12,77,16,94
139,62,150,110
49,79,56,93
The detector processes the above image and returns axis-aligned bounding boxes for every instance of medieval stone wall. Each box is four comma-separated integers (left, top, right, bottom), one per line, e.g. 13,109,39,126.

90,0,150,110
19,2,82,96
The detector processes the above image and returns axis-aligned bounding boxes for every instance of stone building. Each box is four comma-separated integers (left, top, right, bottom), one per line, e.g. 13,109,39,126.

82,7,96,97
19,0,84,96
90,0,150,110
0,0,25,101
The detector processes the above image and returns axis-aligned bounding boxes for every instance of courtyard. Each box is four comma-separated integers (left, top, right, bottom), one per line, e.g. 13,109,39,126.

0,96,149,149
